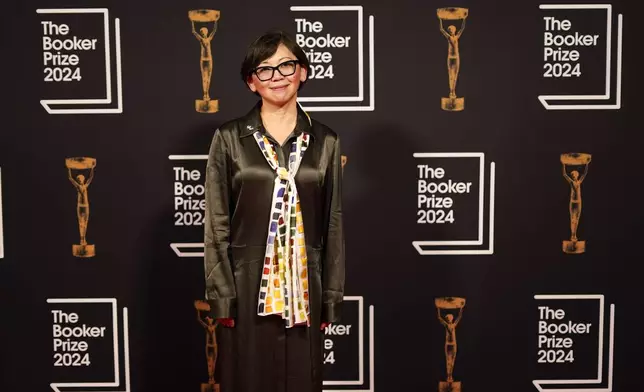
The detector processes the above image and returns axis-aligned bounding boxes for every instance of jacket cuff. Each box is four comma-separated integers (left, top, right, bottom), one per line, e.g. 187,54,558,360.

206,298,236,319
322,301,342,323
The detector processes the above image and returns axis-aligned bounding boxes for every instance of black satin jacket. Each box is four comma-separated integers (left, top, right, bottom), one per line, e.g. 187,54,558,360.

203,101,345,324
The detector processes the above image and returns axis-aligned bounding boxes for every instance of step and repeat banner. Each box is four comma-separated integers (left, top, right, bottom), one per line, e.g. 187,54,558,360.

0,1,641,392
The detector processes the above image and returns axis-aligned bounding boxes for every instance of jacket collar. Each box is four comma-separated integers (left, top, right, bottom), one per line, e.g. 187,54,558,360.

239,100,313,139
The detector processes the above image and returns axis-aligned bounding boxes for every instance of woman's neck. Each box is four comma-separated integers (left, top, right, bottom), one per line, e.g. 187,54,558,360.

260,99,299,145
260,98,298,125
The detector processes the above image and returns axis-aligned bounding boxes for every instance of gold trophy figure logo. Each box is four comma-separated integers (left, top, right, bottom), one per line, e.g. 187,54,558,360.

189,9,220,113
436,297,465,392
437,7,468,111
195,300,220,392
561,153,591,254
341,155,347,172
66,157,96,257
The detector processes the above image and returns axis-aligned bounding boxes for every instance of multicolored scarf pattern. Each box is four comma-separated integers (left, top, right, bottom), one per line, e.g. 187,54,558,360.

253,131,310,327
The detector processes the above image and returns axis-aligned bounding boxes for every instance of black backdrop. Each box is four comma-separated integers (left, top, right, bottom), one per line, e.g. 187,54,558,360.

1,0,643,392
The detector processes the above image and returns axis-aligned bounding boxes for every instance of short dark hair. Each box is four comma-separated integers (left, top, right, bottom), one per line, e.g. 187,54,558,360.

240,29,310,92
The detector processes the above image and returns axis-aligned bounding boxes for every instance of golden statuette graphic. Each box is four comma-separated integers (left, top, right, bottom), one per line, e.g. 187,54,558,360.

66,157,96,257
189,9,220,113
341,155,347,171
436,297,465,392
437,7,468,111
561,153,591,254
195,300,220,392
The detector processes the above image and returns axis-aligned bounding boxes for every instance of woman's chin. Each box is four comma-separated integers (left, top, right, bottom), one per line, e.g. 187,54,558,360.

264,92,296,106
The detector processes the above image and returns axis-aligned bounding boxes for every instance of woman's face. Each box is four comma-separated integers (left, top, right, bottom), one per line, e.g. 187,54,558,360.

247,43,307,106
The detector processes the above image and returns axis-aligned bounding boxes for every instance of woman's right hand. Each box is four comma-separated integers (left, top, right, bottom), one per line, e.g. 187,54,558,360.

217,318,235,327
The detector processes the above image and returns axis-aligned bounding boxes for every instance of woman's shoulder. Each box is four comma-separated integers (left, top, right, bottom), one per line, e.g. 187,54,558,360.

215,118,243,135
210,115,248,143
214,104,261,138
207,118,244,154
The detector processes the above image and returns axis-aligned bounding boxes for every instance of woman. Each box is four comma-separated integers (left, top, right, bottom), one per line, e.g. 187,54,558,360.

202,29,345,392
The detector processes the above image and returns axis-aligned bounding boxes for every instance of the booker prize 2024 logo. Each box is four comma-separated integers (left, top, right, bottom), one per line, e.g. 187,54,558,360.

322,297,375,391
66,157,96,258
47,298,132,391
533,294,616,392
413,153,496,255
290,6,375,112
37,8,123,114
169,155,207,257
538,4,624,110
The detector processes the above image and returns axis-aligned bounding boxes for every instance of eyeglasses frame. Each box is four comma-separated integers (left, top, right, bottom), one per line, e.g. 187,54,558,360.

252,59,300,81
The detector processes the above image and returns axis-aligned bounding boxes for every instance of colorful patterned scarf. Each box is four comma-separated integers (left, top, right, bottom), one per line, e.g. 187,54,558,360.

253,130,311,327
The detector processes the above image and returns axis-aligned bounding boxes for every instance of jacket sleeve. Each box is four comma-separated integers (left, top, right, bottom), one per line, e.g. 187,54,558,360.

321,134,345,323
204,129,237,318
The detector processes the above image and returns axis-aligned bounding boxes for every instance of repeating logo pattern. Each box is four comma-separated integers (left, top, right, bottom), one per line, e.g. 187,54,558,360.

0,3,633,392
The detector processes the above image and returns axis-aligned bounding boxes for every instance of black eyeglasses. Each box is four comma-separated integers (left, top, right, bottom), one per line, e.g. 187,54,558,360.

252,60,299,81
